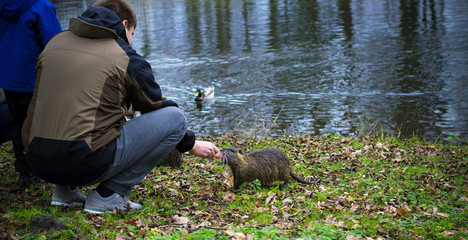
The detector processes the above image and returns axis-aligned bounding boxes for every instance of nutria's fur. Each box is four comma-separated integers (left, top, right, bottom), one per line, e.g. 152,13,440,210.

219,147,319,190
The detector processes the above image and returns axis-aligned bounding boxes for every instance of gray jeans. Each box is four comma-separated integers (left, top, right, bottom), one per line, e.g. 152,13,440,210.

84,106,187,196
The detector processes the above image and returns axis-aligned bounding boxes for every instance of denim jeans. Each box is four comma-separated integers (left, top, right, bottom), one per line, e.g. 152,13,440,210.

86,106,187,196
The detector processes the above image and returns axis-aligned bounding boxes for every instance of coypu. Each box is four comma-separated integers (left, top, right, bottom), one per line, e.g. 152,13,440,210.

219,147,319,190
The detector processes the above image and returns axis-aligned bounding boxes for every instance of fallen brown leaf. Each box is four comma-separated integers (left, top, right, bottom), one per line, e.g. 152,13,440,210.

223,191,236,201
265,192,276,205
171,215,190,224
224,227,235,236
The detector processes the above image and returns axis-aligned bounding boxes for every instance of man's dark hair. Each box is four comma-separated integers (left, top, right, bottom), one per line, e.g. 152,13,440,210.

93,0,137,29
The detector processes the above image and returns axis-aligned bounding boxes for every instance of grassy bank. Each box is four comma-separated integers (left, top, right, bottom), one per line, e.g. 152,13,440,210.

0,134,467,239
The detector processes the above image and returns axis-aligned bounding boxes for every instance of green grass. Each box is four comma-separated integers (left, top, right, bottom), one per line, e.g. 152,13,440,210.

0,134,467,239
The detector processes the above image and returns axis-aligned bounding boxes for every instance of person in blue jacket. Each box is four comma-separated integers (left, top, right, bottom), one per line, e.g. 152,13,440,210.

0,0,62,186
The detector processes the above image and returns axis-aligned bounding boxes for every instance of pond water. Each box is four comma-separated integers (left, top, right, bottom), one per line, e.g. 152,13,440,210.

52,0,468,142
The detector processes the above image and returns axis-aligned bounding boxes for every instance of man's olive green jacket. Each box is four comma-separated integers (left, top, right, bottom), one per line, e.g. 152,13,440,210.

22,7,195,185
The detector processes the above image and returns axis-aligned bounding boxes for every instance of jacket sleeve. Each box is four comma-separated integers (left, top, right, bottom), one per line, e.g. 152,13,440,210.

35,0,62,46
175,130,196,153
121,43,179,113
119,40,195,151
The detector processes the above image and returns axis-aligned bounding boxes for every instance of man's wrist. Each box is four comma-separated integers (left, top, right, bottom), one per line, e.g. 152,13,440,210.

188,141,198,155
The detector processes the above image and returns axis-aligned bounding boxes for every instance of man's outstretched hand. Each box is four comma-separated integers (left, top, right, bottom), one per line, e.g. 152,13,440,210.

188,140,219,159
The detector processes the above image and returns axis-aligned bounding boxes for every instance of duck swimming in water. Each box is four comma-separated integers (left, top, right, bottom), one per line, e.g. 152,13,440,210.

195,86,214,102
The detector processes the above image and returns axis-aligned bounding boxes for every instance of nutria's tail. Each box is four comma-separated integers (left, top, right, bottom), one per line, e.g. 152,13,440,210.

290,172,320,185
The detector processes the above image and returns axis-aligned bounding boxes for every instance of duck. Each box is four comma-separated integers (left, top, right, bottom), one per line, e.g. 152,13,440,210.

195,86,214,102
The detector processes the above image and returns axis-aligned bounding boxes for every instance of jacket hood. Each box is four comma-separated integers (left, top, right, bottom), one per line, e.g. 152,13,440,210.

0,0,38,20
72,6,129,43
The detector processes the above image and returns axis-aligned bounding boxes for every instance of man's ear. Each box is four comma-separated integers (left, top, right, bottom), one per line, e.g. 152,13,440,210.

122,19,128,28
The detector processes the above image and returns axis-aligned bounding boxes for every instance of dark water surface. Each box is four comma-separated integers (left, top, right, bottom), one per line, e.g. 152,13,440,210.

52,0,468,141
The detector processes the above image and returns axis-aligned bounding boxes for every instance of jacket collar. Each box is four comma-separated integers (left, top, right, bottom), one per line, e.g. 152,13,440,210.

69,6,129,43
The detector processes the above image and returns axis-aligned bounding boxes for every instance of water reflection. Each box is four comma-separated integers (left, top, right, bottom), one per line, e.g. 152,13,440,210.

338,0,353,43
51,0,468,142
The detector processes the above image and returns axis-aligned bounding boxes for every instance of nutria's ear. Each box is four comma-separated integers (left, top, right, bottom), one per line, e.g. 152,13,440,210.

238,149,244,155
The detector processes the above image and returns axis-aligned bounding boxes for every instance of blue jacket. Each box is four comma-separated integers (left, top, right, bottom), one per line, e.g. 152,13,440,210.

0,0,62,92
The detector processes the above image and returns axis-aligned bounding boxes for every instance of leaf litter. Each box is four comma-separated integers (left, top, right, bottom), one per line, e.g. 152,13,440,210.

0,134,467,239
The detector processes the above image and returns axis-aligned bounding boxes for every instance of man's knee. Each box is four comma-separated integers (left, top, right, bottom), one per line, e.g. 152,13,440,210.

168,107,187,136
154,107,187,137
163,106,186,122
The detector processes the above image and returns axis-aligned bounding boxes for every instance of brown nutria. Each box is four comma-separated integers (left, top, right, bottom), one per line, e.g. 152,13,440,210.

219,147,319,191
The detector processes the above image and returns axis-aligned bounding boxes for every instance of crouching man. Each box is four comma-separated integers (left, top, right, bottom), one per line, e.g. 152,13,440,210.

22,0,218,214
